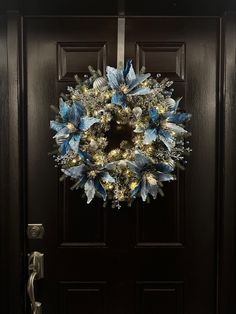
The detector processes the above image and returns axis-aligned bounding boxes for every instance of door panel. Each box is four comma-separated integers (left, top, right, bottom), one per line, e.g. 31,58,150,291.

58,181,107,246
125,17,218,314
25,17,118,313
25,17,219,314
59,282,107,314
136,282,184,314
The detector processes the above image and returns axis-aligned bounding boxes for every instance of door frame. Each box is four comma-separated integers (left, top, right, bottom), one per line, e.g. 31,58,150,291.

0,11,236,314
0,12,27,314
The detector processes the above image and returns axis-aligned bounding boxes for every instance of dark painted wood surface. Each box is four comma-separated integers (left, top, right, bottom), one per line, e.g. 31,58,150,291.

0,12,26,314
1,0,236,16
126,19,219,314
220,13,236,314
0,13,9,314
24,17,221,314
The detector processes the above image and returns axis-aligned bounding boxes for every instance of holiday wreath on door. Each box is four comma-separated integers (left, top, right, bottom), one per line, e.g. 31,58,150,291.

50,60,191,208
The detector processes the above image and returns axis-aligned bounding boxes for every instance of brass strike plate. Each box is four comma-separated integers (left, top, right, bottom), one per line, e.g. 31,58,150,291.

27,224,45,239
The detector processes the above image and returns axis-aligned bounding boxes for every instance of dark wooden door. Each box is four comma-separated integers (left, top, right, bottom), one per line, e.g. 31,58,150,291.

25,17,220,314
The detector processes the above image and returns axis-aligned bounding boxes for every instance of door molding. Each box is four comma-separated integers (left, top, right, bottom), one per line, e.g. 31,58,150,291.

0,11,26,314
218,12,236,314
0,12,236,314
0,12,9,314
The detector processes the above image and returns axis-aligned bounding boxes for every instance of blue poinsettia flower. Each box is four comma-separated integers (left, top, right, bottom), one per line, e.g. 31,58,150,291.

106,60,151,107
126,151,175,201
62,157,115,204
50,98,99,155
143,98,191,151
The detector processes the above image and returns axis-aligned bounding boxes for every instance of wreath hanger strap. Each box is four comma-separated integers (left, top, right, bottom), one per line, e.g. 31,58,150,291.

117,17,125,68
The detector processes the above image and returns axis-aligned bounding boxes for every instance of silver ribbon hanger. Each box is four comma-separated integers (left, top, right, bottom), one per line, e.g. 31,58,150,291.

117,17,125,68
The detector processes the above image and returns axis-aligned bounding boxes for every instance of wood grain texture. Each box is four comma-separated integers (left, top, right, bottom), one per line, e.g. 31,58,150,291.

6,12,26,314
0,14,9,314
0,12,25,314
25,17,118,314
219,13,236,314
126,17,219,314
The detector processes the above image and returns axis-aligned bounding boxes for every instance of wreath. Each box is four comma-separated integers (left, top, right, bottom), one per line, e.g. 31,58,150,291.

50,60,191,208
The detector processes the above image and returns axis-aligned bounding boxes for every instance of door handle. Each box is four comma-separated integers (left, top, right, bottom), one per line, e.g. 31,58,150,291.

27,251,44,314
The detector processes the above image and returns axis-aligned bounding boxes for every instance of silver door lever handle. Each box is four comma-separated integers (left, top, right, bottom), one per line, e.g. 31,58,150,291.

27,251,44,314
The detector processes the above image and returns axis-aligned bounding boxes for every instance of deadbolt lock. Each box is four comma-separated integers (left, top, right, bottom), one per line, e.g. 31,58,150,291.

27,224,45,239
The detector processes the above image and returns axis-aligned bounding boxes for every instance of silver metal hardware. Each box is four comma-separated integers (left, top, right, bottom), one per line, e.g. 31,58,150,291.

117,17,125,67
27,251,44,314
27,224,45,239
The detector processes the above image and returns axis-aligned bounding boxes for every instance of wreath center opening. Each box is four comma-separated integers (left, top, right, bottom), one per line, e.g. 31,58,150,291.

106,119,133,152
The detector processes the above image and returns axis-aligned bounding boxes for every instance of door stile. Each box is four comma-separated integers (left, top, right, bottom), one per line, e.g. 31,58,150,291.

5,11,25,314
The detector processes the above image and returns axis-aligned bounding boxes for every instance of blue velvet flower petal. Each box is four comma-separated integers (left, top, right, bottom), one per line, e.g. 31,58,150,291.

128,73,151,91
84,179,96,204
79,116,99,131
94,179,107,201
128,87,151,96
140,180,148,201
69,102,84,127
50,121,66,132
125,63,137,86
123,59,133,79
59,98,70,121
73,133,81,141
111,92,126,107
146,181,158,200
131,181,142,198
59,139,71,155
78,149,93,163
167,112,191,124
62,164,86,179
156,162,174,174
144,128,158,144
106,66,123,89
126,161,141,175
165,122,187,134
73,101,85,116
149,107,159,123
101,172,115,183
157,173,175,182
53,126,70,139
169,97,182,112
69,134,80,153
78,176,88,188
134,151,151,169
158,130,175,151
